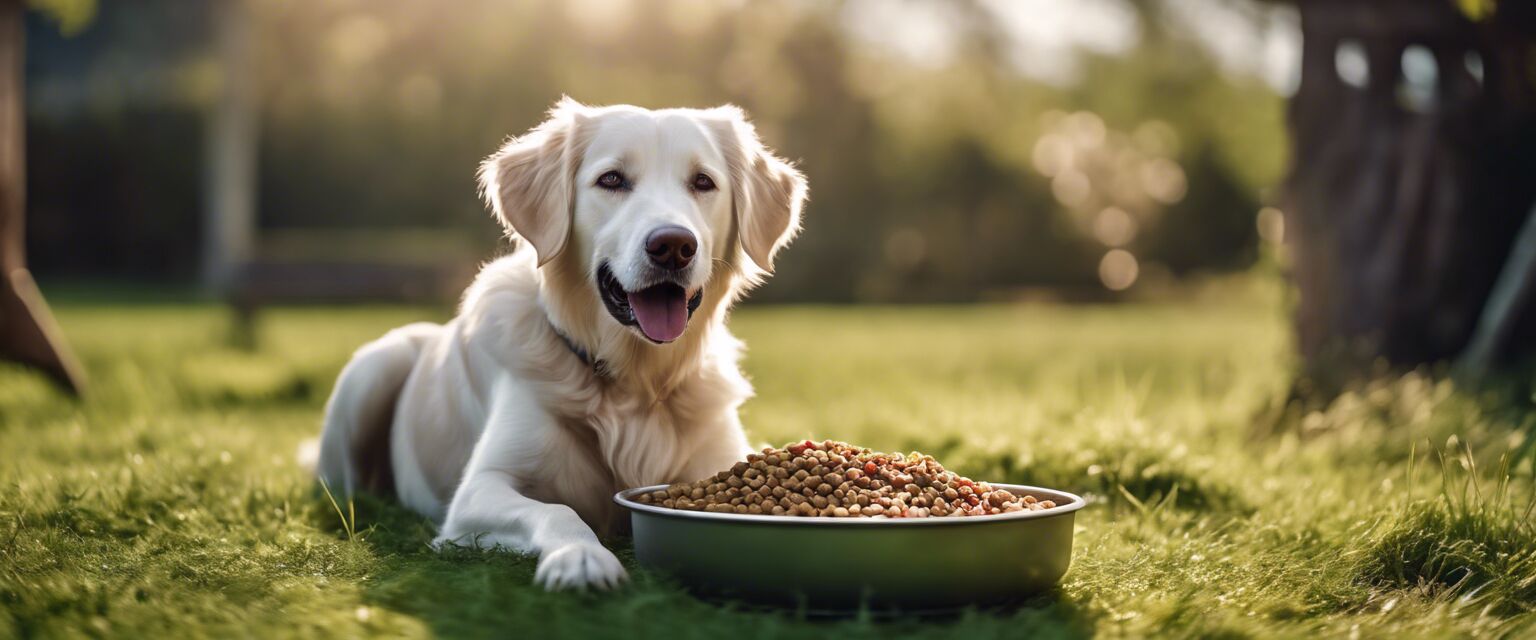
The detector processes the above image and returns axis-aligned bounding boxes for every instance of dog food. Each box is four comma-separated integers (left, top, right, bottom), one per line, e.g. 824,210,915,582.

634,440,1057,517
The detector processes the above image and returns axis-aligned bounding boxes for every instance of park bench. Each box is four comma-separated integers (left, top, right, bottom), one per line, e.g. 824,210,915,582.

227,228,482,341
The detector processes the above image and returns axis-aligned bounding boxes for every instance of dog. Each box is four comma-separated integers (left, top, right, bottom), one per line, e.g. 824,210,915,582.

314,98,807,590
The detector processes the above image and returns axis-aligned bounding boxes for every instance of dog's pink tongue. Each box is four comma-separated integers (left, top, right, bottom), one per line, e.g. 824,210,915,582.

627,285,688,343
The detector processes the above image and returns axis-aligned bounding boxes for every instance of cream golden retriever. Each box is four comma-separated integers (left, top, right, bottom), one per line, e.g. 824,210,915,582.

314,99,807,591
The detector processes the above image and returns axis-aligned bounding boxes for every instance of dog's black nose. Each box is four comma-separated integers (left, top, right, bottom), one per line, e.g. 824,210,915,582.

645,226,697,270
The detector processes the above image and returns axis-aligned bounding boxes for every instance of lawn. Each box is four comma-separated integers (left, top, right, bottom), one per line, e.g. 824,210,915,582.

2,286,1535,638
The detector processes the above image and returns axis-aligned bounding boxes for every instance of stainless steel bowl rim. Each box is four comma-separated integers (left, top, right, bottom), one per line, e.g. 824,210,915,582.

614,482,1085,527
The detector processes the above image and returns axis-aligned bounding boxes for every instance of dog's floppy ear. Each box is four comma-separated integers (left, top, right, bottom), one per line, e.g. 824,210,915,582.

708,107,808,273
478,98,589,266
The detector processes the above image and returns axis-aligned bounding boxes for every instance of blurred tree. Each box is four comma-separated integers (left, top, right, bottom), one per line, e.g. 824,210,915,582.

27,0,91,35
1279,0,1536,391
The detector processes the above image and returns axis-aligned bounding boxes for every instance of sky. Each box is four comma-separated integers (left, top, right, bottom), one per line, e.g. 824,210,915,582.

841,0,1301,94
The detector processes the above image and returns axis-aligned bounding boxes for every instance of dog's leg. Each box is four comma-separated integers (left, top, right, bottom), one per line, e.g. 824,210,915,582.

317,323,437,497
434,381,627,591
438,469,626,590
677,411,755,482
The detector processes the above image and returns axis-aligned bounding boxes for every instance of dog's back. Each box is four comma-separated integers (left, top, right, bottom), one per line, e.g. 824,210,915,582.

315,322,441,499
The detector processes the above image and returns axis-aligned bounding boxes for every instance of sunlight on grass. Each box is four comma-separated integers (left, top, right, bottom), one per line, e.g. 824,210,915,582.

319,477,360,543
1,297,1533,637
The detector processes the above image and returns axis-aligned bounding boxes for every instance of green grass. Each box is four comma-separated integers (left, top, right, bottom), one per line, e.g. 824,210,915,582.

2,289,1535,638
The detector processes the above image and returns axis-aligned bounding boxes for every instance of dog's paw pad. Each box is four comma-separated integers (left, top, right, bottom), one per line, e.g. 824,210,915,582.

534,543,628,591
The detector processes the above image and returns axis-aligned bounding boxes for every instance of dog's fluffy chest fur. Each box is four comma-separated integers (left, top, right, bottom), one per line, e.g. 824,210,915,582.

391,254,752,533
537,380,737,534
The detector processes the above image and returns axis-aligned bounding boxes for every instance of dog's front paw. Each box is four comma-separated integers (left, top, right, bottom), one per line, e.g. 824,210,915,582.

429,534,464,551
534,542,627,591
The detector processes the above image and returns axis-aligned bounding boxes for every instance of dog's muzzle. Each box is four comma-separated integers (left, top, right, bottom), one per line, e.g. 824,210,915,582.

598,263,703,343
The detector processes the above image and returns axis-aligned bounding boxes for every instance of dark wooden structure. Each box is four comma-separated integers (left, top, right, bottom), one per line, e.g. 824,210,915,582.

0,0,83,394
1282,0,1536,390
230,259,471,337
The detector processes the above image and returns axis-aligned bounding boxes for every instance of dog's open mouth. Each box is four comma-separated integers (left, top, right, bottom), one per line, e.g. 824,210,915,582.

598,264,704,344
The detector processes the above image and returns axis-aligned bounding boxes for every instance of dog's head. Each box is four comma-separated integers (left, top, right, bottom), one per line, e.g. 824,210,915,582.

479,98,806,344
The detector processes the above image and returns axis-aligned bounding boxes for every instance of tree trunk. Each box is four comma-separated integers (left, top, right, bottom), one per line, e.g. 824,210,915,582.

0,0,83,395
1283,0,1536,394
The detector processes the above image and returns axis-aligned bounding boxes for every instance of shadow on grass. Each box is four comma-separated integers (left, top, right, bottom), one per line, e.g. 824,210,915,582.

908,434,1250,516
314,491,1101,639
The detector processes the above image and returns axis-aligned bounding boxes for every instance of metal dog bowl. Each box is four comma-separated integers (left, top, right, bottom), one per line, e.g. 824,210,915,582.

615,483,1085,612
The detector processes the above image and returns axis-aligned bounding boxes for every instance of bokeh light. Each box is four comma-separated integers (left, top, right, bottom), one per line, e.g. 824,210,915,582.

1093,207,1138,247
1031,134,1074,177
1335,39,1370,89
1052,170,1093,209
1098,249,1139,291
1140,158,1187,205
1029,108,1193,291
1398,44,1438,112
1256,206,1285,245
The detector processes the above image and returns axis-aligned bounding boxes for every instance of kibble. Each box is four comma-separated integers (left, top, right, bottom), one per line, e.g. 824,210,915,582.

635,440,1058,518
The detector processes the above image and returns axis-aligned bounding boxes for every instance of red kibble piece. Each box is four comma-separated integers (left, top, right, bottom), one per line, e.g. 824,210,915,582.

864,461,878,474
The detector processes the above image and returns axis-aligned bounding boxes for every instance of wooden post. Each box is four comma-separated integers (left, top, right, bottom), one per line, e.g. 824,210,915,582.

202,0,256,296
0,0,84,394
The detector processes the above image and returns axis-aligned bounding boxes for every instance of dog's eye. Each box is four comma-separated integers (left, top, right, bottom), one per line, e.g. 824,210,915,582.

596,170,627,190
692,173,716,192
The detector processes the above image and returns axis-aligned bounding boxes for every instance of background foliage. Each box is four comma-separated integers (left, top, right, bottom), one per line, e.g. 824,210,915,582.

23,0,1290,301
